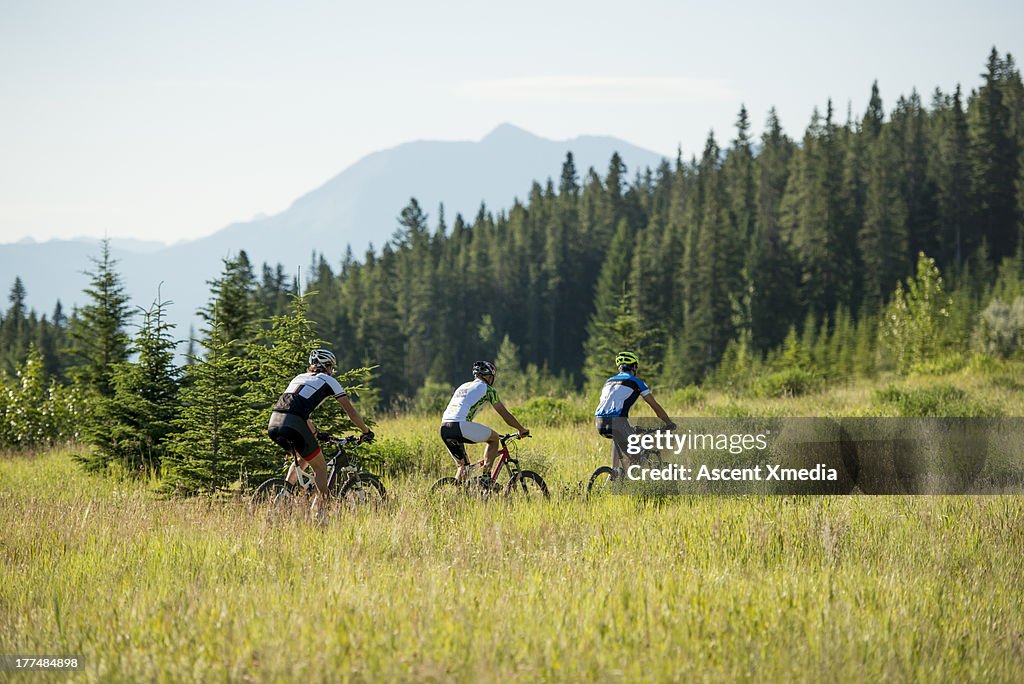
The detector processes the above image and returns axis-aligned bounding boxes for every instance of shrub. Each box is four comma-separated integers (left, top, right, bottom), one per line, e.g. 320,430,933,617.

754,368,819,398
663,385,706,408
974,297,1024,359
872,384,1000,417
358,437,429,476
966,352,1010,375
908,352,966,376
412,380,454,415
515,397,591,427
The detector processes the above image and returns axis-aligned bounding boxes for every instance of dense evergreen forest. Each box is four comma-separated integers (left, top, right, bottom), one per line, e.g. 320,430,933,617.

2,48,1024,490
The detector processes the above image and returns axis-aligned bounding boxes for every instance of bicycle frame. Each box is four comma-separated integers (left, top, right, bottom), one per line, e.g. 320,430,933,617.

621,426,664,469
283,452,328,494
464,433,522,483
287,456,317,490
284,437,359,492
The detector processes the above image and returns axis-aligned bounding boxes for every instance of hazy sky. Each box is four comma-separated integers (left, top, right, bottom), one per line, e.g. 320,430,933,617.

1,0,1021,245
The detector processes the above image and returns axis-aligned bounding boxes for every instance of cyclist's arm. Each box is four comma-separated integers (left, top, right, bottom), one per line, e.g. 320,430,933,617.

336,395,371,435
642,393,675,427
493,402,529,437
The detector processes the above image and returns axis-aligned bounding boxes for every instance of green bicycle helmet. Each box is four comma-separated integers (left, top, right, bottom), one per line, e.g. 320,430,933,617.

615,351,639,368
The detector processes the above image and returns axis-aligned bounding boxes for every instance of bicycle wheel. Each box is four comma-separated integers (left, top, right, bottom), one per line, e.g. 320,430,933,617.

336,473,387,508
251,478,300,512
507,470,550,500
586,466,617,498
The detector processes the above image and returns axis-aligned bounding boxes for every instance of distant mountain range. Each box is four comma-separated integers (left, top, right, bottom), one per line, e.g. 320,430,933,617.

0,124,668,334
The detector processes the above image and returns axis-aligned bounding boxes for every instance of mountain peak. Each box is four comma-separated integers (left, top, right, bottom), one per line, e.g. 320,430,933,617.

481,123,540,143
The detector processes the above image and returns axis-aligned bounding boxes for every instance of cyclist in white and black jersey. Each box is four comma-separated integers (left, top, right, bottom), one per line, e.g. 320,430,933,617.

267,349,374,515
440,361,529,482
595,351,675,472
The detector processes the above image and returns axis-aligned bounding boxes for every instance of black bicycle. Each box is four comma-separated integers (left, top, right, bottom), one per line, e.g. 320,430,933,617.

587,427,665,497
430,433,549,500
252,434,386,510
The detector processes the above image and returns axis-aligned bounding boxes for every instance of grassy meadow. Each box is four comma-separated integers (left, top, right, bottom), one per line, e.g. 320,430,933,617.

3,365,1024,682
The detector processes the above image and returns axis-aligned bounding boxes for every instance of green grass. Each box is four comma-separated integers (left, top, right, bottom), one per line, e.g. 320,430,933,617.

3,370,1024,682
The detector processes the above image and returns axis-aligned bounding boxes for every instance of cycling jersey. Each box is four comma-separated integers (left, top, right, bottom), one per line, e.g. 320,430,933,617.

442,379,499,422
272,372,346,420
594,372,650,418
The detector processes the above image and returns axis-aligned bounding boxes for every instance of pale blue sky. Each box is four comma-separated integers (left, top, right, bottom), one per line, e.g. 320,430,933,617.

1,0,1021,244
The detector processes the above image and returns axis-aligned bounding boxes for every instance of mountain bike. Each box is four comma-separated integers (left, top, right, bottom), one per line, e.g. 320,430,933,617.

430,433,549,500
252,434,386,511
587,427,665,497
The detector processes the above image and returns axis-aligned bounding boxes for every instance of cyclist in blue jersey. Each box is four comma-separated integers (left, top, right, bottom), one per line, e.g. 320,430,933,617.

440,361,530,482
267,349,374,516
594,351,675,471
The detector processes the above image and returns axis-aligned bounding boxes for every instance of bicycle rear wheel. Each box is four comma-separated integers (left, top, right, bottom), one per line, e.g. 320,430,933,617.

586,466,618,498
336,473,387,508
507,470,550,500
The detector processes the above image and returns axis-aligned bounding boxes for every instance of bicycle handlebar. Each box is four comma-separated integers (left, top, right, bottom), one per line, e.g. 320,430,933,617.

323,434,363,446
499,432,531,442
633,425,677,435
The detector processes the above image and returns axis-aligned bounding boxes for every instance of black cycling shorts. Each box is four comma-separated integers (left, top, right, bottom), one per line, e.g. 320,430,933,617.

596,417,635,464
268,412,321,460
440,422,473,465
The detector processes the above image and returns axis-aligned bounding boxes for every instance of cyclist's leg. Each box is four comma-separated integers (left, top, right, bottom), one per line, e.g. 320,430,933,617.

461,421,499,474
597,417,623,470
303,451,329,495
610,418,636,472
282,414,328,515
269,415,306,485
441,422,472,480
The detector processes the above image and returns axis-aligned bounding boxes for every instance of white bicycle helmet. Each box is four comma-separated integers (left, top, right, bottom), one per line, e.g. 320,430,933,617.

308,348,337,372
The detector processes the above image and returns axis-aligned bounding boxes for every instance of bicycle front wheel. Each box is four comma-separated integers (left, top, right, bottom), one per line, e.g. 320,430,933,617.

586,466,617,498
336,473,387,508
429,476,460,494
507,470,550,500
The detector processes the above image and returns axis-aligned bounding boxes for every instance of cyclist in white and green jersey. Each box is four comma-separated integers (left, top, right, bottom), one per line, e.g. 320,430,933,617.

440,361,530,481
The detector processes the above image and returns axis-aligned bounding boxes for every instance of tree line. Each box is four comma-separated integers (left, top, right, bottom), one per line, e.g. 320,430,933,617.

296,47,1024,396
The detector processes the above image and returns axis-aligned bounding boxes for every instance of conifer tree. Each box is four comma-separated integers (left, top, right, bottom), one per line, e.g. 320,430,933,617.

355,248,406,399
859,123,910,305
583,220,636,386
852,314,877,377
79,295,182,474
677,132,741,381
202,251,260,355
781,103,850,317
895,91,939,261
585,292,663,387
163,307,250,494
968,48,1020,262
726,105,757,243
68,239,133,402
880,253,953,373
1,277,29,376
929,86,972,268
749,109,800,350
